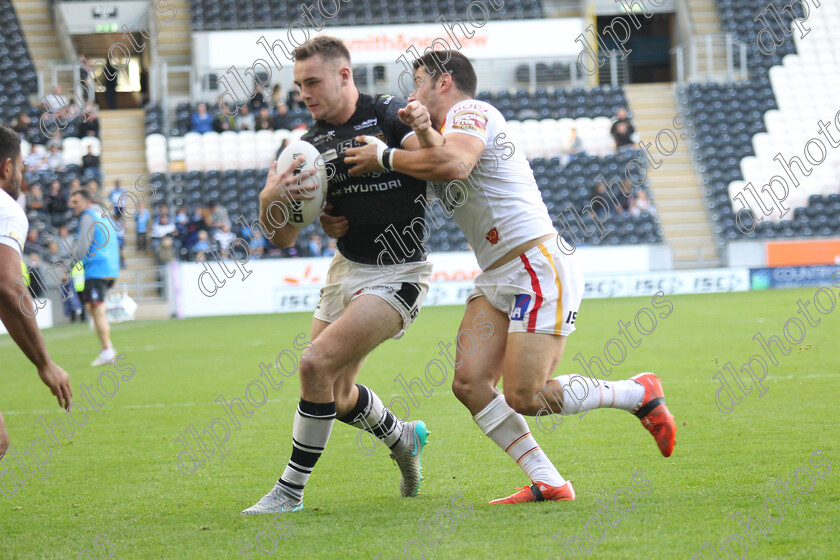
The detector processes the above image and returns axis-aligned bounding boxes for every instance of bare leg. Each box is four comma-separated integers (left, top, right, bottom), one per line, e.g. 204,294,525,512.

87,303,112,349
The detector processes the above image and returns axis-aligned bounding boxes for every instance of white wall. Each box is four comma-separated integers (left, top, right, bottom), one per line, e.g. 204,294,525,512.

167,245,697,318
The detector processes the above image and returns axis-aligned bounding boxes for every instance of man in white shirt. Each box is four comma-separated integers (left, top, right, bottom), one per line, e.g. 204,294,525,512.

0,123,73,461
343,51,676,504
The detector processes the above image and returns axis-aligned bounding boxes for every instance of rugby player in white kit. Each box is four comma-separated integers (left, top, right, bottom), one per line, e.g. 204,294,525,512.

342,51,676,503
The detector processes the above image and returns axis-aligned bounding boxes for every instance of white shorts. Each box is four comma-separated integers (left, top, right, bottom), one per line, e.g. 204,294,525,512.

314,251,433,339
468,235,584,336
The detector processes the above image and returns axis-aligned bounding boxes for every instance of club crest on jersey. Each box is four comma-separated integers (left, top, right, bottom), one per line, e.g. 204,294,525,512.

510,294,531,320
485,227,499,245
8,230,24,251
311,131,335,144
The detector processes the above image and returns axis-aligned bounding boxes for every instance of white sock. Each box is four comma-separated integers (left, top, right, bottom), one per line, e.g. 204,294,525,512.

337,384,404,449
474,395,565,486
278,399,336,501
549,374,645,415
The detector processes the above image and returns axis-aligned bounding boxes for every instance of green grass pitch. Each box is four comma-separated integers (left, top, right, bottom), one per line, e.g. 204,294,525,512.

1,287,838,559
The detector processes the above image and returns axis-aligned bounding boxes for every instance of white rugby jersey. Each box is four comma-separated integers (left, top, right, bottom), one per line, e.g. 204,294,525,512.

431,99,556,270
0,187,28,257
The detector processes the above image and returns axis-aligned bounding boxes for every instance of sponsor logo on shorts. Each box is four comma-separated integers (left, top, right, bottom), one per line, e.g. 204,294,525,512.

485,227,500,245
511,294,531,320
356,285,394,296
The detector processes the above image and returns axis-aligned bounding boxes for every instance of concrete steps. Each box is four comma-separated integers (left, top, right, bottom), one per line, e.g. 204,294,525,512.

156,0,192,96
13,0,66,68
98,109,169,317
688,0,723,35
624,83,721,269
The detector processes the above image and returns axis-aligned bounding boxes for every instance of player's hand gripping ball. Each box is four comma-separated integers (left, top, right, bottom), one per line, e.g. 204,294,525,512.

275,140,328,228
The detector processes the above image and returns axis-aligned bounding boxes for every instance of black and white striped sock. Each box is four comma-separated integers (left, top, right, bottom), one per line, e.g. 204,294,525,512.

278,399,336,500
338,384,404,449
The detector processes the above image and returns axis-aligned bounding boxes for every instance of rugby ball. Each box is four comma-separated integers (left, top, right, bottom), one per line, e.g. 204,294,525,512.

275,139,328,228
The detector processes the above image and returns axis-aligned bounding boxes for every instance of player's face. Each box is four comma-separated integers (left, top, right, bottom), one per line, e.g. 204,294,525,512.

294,55,346,123
410,67,443,125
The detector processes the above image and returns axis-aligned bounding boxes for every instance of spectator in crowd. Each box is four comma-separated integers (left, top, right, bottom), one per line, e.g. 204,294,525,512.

610,107,636,150
47,144,64,171
213,223,236,256
156,235,176,265
25,253,47,300
151,213,177,253
103,61,118,109
153,203,170,224
250,84,269,113
619,180,633,213
208,200,230,229
323,238,337,257
65,98,82,121
272,102,292,131
174,205,189,226
60,270,83,322
213,105,236,132
183,205,209,249
307,233,322,257
248,229,265,259
12,112,31,135
192,230,211,254
69,178,82,190
43,86,67,114
79,108,100,137
24,146,48,172
44,241,62,265
82,145,102,183
271,84,284,107
26,183,45,214
114,214,126,268
630,189,656,217
591,182,619,217
236,104,255,131
57,225,75,259
135,202,150,251
78,55,95,92
24,229,42,257
86,179,101,203
255,107,273,131
191,103,214,134
562,127,585,166
287,87,305,110
109,180,127,218
46,132,63,151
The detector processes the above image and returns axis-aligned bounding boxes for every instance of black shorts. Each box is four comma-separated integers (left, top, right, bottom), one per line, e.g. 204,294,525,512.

81,278,115,306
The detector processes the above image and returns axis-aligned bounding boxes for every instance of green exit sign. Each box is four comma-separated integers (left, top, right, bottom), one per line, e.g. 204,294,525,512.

95,23,119,32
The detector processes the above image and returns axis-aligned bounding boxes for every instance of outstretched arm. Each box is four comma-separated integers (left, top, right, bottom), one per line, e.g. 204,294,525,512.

345,132,486,183
0,245,72,409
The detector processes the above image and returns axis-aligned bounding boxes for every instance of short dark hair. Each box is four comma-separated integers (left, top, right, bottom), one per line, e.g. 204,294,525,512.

413,50,477,98
0,123,22,167
293,36,351,65
71,188,92,200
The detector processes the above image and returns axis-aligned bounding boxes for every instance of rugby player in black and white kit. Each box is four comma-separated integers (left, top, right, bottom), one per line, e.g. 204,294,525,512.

243,37,432,515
